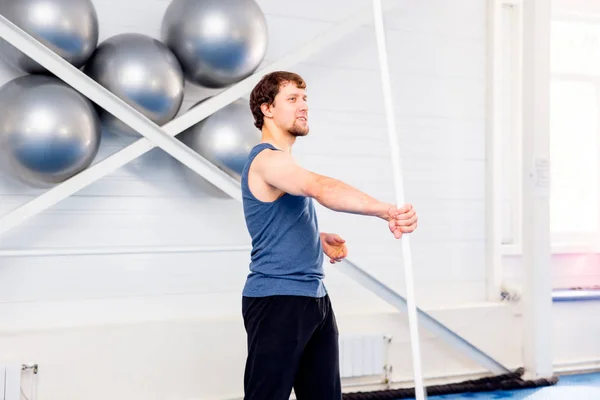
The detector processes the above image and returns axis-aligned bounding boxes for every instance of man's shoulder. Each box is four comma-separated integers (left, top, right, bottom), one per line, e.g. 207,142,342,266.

251,145,288,168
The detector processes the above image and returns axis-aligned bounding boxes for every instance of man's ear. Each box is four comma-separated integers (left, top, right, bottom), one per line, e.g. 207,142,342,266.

260,103,273,119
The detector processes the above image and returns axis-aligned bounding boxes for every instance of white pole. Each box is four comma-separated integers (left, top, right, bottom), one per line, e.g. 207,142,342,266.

372,1,426,399
520,0,553,380
485,0,505,302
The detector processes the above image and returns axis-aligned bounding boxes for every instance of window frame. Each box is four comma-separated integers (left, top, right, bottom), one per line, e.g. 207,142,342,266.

494,1,600,255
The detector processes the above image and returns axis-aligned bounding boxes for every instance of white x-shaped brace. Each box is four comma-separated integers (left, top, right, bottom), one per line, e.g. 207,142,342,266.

0,3,390,236
0,0,510,382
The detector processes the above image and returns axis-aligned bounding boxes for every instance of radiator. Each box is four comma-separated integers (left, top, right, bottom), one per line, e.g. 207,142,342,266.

339,334,388,378
0,364,21,400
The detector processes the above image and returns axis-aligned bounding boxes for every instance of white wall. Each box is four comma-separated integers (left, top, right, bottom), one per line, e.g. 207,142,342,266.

0,0,489,322
0,0,598,399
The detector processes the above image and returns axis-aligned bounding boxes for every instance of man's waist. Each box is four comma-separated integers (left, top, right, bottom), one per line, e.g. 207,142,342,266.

249,258,324,275
243,274,327,298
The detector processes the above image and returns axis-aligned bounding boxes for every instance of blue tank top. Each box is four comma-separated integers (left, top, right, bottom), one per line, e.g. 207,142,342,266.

241,143,327,298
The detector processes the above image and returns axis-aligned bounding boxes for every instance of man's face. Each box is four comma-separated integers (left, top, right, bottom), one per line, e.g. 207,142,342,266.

268,82,309,136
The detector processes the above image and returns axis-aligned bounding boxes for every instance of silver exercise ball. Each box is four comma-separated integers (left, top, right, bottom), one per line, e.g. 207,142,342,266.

161,0,268,88
84,33,185,136
0,0,99,73
0,75,101,187
179,98,261,195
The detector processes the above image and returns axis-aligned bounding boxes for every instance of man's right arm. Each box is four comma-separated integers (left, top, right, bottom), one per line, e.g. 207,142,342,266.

253,150,394,221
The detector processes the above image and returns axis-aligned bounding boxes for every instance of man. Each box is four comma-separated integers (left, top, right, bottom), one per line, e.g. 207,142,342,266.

240,71,418,400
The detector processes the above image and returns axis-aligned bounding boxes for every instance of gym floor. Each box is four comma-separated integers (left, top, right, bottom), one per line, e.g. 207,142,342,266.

421,372,600,399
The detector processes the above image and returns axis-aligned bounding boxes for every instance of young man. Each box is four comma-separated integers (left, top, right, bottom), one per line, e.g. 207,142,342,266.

240,71,418,400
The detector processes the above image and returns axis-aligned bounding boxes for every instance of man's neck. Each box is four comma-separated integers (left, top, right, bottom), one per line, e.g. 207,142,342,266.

260,126,296,153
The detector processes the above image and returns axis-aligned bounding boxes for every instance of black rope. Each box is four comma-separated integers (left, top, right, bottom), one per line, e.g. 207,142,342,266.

342,368,559,400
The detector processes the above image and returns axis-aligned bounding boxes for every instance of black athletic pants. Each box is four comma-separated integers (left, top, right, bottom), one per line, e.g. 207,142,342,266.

242,294,342,400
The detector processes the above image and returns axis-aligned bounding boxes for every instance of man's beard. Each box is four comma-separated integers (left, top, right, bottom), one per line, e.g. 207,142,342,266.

288,121,309,137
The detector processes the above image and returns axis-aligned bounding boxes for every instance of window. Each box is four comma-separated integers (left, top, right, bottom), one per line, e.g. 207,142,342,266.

549,79,598,238
499,6,600,250
549,15,600,243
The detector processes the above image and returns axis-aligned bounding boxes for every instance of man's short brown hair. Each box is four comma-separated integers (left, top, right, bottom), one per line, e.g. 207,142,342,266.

249,71,306,130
